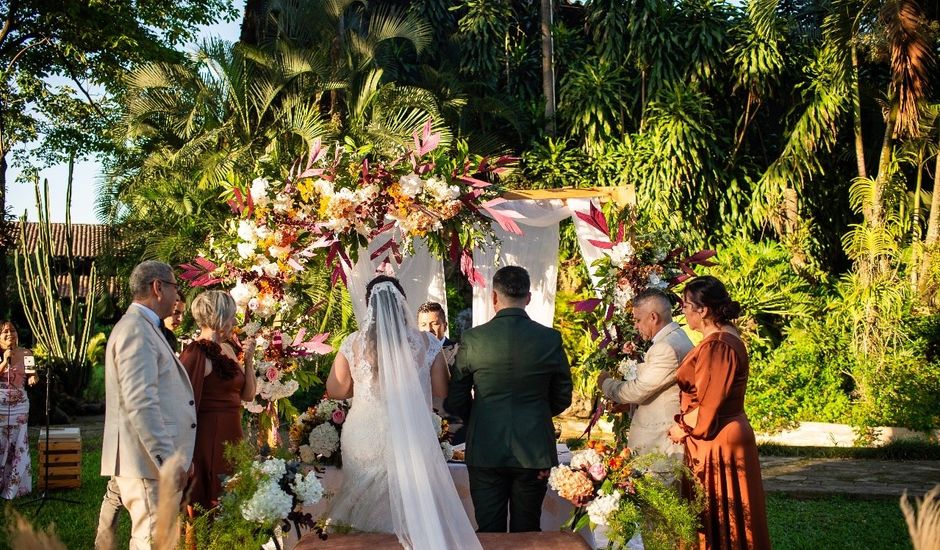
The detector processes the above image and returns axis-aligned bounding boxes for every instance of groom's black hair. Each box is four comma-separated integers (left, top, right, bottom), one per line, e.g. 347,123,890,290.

366,275,406,303
493,266,530,299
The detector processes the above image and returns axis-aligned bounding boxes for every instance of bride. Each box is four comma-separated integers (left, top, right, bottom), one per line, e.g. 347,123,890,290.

324,275,482,550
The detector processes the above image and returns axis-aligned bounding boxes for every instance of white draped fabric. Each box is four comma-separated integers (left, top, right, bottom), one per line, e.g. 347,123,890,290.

344,198,609,330
346,233,447,325
471,198,609,328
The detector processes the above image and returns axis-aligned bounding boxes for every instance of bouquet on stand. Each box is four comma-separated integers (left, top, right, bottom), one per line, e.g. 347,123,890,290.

548,441,701,550
188,443,327,550
289,399,351,467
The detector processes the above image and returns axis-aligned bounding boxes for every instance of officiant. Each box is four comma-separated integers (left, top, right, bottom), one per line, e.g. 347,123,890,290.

596,289,692,468
417,301,467,445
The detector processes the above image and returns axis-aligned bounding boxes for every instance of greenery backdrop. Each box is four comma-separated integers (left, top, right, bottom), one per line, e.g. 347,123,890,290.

2,0,939,436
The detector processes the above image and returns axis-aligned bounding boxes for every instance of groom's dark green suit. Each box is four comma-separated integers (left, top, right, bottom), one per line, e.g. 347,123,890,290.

446,307,572,532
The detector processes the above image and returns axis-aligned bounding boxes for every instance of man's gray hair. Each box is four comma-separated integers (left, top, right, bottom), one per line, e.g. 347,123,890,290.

634,288,673,320
129,261,174,299
191,290,237,331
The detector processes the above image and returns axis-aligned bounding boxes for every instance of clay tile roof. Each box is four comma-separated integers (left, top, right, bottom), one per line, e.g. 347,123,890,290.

54,274,122,299
17,222,110,259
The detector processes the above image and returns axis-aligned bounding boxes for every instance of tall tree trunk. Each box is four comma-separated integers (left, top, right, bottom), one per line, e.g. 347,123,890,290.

540,0,555,136
239,0,268,45
919,141,940,297
0,151,8,318
851,44,867,179
924,142,940,247
869,104,897,229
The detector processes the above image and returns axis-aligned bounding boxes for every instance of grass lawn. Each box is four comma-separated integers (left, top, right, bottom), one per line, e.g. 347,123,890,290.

0,432,914,549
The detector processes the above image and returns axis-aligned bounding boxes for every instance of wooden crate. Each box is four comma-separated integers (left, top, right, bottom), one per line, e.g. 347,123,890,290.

37,427,81,490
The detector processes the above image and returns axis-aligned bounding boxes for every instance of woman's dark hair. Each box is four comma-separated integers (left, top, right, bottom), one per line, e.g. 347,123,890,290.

365,275,406,303
0,320,16,351
683,276,741,324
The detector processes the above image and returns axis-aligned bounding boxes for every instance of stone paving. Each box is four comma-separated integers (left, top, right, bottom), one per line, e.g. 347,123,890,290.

556,417,940,499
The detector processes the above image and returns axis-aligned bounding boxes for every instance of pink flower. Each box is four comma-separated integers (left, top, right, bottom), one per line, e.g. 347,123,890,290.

266,366,280,382
331,409,346,425
588,463,607,481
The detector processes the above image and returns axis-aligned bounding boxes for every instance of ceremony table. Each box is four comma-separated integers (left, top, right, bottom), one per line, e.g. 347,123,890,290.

288,445,599,549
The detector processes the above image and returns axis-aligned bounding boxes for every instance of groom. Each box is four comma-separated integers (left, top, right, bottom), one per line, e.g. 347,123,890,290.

447,266,572,532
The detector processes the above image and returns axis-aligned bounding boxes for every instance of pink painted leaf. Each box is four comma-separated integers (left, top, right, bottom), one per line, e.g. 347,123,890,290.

458,175,492,188
295,332,333,355
574,203,609,236
370,238,396,261
460,249,486,286
572,298,602,312
587,239,614,250
179,258,222,287
482,198,525,235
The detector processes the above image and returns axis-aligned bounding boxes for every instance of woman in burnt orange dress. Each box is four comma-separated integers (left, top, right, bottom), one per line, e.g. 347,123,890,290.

181,290,256,511
668,276,771,549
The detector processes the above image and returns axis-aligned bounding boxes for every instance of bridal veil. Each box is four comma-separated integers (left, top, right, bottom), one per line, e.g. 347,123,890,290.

363,282,482,550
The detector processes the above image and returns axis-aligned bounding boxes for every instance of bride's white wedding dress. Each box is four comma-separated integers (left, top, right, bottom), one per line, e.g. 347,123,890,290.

325,282,481,550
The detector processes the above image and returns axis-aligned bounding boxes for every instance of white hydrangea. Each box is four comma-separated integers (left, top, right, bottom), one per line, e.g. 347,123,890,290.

570,449,603,471
243,322,262,337
255,224,273,241
273,193,293,213
647,271,667,289
424,176,460,202
250,177,271,207
241,479,292,523
237,220,258,243
307,423,340,457
261,262,280,277
399,173,424,198
243,400,264,413
586,489,622,526
237,242,256,260
230,281,259,308
253,457,287,480
313,178,333,196
441,441,454,461
613,285,635,310
618,359,639,382
608,241,635,266
315,400,338,420
291,472,324,505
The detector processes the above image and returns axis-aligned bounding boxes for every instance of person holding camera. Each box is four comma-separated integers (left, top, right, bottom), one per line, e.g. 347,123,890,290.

0,320,38,499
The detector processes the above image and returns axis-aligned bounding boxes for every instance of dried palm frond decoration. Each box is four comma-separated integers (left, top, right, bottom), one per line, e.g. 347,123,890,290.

901,484,940,550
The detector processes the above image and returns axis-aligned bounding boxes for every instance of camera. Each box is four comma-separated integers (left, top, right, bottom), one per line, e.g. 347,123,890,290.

23,355,35,373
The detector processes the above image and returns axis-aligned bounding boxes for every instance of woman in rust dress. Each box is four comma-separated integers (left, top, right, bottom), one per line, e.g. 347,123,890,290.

668,276,771,549
182,290,256,511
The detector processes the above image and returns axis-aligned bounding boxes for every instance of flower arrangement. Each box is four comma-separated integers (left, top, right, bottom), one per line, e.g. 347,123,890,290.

179,122,516,429
433,412,454,461
289,399,350,467
188,442,328,550
549,441,701,550
572,205,714,441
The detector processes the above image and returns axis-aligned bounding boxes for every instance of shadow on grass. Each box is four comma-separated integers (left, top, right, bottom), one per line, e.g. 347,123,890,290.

0,431,130,550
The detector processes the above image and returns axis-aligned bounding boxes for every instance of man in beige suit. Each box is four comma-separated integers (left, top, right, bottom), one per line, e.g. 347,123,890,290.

99,261,197,550
597,289,693,463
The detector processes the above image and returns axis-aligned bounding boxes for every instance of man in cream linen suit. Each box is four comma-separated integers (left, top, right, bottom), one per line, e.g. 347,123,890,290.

597,289,693,464
100,261,197,550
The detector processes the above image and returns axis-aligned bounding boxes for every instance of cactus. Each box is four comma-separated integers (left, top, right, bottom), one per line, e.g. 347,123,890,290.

14,159,98,395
